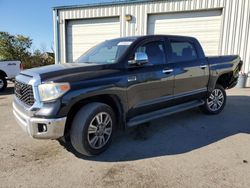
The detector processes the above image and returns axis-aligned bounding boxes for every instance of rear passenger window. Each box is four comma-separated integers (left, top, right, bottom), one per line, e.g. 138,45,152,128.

170,40,198,62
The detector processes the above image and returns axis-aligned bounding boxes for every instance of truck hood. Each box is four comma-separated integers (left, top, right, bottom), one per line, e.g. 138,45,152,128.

20,63,120,83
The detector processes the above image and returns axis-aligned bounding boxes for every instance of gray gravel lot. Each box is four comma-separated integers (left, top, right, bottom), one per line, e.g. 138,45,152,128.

0,83,250,188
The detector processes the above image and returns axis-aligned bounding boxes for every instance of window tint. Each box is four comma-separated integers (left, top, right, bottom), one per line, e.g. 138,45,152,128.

170,40,198,62
135,41,166,65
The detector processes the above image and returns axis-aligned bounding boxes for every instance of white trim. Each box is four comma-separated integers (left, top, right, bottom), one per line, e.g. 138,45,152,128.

53,10,59,64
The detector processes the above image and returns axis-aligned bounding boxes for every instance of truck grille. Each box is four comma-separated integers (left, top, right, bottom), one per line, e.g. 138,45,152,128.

14,81,35,106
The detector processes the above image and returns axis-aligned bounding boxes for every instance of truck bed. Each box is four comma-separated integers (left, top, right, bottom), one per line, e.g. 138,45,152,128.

206,55,240,66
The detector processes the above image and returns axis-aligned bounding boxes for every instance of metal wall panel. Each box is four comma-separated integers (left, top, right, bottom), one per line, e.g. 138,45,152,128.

54,0,250,75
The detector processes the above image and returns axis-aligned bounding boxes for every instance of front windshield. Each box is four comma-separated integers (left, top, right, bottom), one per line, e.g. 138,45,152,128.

74,39,134,65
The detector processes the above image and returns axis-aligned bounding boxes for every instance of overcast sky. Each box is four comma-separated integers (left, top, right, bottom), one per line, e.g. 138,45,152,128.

0,0,118,52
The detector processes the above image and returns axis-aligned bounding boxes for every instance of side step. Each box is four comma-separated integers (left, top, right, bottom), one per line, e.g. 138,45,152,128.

127,99,205,127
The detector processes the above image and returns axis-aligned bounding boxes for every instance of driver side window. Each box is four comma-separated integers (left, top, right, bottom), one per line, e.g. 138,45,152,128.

135,41,167,65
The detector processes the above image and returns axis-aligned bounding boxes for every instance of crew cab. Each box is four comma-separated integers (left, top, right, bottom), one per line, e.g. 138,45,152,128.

13,35,242,156
0,61,22,92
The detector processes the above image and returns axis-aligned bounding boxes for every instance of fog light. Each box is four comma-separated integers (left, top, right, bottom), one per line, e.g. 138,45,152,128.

38,123,47,132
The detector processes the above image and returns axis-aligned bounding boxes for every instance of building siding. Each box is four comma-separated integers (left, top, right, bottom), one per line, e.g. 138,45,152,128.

54,0,250,74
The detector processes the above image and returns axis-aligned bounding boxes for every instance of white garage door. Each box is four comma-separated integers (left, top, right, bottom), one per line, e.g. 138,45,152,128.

148,10,222,56
66,17,120,62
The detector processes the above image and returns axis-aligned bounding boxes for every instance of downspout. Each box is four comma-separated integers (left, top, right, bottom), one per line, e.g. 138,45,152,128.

53,9,59,64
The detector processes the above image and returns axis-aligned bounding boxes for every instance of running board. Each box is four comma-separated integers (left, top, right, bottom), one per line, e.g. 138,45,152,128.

127,100,205,127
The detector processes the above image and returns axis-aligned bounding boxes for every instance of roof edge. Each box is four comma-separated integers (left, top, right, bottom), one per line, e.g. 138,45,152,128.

53,0,158,10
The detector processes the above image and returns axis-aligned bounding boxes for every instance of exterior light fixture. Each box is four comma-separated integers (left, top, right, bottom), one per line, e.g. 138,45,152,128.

125,14,132,21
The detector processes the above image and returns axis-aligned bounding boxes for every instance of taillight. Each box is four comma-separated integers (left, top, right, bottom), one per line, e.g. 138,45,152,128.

20,63,23,70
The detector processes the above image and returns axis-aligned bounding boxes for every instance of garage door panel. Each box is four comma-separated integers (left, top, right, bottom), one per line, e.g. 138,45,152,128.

148,10,222,56
154,17,221,24
68,17,119,25
69,33,118,40
149,9,221,21
154,22,221,29
152,26,220,34
68,30,118,36
66,17,120,62
68,25,119,35
69,22,119,27
69,36,117,43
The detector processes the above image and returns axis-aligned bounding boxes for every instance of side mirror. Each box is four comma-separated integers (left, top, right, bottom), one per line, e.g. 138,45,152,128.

129,52,148,66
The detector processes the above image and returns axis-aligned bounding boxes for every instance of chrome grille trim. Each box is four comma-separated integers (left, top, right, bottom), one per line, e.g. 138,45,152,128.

15,80,35,107
15,73,42,110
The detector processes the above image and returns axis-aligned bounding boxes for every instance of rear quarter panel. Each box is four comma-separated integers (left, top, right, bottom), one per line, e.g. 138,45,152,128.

207,55,241,91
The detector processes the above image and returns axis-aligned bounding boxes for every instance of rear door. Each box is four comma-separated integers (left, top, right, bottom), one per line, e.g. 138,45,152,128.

126,37,174,118
167,37,209,102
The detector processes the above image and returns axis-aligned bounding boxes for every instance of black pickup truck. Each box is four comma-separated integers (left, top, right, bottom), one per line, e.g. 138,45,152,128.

13,35,242,156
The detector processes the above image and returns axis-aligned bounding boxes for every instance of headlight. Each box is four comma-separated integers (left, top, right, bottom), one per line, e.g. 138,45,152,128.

38,82,70,102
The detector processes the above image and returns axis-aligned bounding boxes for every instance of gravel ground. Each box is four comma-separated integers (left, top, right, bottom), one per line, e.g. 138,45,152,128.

0,83,250,188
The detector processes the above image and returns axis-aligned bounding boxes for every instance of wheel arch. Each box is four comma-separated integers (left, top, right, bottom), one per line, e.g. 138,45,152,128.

0,70,7,78
216,71,234,89
64,94,125,138
208,71,234,92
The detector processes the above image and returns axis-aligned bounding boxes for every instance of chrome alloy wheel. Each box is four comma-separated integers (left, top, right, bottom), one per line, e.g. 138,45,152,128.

0,78,4,89
207,89,224,111
87,112,112,149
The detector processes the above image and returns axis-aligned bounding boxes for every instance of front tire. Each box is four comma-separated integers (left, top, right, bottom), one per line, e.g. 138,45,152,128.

70,102,115,156
0,75,7,92
201,84,227,114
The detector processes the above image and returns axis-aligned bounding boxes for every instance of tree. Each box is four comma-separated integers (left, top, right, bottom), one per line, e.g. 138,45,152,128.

0,32,32,64
0,32,54,69
26,49,54,69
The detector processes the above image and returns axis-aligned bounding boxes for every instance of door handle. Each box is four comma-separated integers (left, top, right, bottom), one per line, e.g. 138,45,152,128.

128,76,137,82
162,69,174,74
200,65,207,69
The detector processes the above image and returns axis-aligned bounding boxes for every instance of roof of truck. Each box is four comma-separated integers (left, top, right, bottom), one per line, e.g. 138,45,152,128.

110,35,197,41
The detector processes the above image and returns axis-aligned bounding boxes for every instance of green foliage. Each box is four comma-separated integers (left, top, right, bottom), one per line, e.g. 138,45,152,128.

26,49,54,69
0,32,54,69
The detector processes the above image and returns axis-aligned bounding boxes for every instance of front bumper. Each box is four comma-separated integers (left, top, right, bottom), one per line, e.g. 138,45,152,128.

13,101,66,139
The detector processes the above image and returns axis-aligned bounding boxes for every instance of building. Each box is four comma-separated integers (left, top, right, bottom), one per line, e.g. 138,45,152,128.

53,0,250,76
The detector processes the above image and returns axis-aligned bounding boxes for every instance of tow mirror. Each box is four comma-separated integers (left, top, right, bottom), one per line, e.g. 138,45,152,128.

129,52,148,66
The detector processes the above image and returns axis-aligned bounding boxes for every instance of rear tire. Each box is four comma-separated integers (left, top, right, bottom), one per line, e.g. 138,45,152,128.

200,84,226,115
0,75,7,92
70,102,115,156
